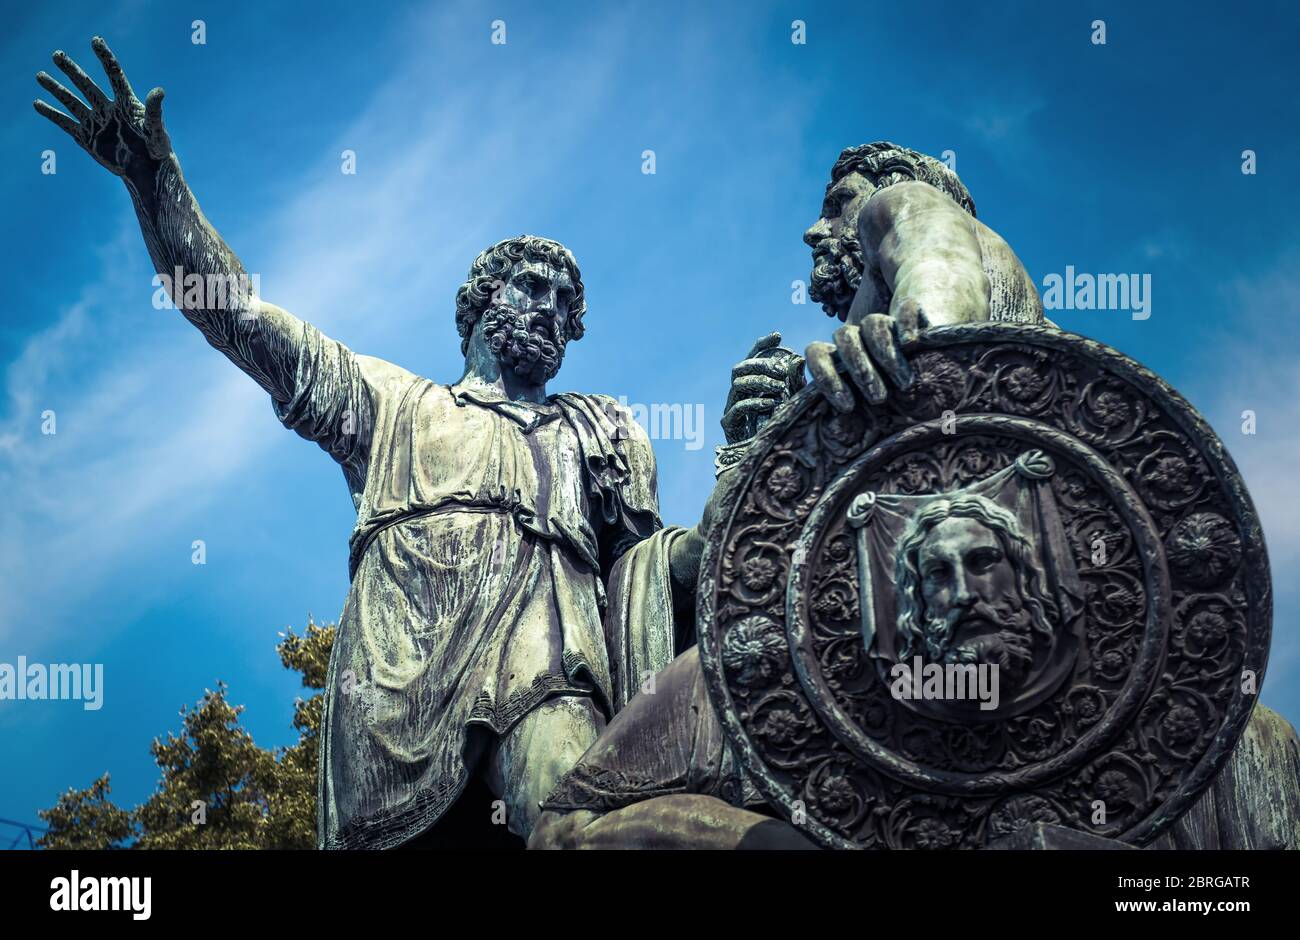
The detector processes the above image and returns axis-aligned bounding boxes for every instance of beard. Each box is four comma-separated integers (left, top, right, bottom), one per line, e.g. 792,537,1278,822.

808,232,864,320
480,303,568,384
918,598,1037,686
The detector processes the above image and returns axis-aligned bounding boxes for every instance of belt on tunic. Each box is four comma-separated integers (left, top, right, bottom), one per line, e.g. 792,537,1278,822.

346,498,599,580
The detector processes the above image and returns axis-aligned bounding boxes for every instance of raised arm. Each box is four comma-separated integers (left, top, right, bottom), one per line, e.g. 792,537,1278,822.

34,37,307,405
36,38,376,476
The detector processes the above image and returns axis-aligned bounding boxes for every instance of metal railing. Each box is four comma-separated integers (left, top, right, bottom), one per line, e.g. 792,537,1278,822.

0,817,47,850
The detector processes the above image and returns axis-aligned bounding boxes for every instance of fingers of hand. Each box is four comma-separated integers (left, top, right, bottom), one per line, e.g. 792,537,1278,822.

832,325,888,405
144,86,170,156
781,350,808,390
36,71,89,122
91,36,136,102
33,99,79,136
720,397,777,438
893,297,923,346
806,341,854,412
861,314,915,390
744,331,782,359
728,373,787,402
724,398,779,421
144,86,165,123
52,50,109,110
731,355,795,384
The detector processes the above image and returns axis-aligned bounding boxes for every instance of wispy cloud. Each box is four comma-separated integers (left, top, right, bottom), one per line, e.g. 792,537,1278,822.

963,95,1046,148
0,3,634,648
1203,251,1300,566
1192,250,1300,696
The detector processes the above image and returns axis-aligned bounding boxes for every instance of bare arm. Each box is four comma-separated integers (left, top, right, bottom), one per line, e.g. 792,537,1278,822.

35,38,375,477
852,179,990,326
34,37,305,405
806,180,992,412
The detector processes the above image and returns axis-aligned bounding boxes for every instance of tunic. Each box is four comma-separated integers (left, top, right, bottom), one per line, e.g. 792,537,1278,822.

230,315,668,849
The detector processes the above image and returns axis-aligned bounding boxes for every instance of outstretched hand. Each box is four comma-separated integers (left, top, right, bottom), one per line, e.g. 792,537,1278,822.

34,36,171,181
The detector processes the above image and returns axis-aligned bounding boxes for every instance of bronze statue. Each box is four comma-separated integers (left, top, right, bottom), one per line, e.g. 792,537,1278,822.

36,37,1296,849
531,144,1300,850
716,142,1046,477
33,37,742,849
531,142,1048,848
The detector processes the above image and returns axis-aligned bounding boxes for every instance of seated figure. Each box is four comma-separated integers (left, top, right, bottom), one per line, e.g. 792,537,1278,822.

531,143,1300,850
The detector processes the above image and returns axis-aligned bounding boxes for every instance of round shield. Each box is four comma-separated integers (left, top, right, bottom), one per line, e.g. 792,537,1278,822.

697,324,1271,849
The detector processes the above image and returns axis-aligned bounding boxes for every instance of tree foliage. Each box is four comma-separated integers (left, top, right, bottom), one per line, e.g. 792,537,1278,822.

37,619,335,850
36,773,133,850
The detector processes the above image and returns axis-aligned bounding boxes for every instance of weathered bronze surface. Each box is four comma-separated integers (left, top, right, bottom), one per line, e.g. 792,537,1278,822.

698,324,1271,849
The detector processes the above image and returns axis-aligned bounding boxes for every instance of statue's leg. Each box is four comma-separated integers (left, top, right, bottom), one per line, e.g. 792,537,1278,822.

529,795,817,849
484,694,606,840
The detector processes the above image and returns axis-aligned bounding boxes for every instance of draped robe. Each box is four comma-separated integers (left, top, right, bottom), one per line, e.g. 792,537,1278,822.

253,320,680,849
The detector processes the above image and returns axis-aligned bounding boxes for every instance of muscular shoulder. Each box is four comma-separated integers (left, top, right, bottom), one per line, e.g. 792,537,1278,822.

863,182,1045,325
861,179,966,237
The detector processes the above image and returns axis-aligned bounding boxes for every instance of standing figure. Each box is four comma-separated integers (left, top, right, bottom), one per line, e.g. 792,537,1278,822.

34,38,712,848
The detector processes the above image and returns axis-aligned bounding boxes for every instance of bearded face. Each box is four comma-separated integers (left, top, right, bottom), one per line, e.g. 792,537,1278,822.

920,597,1036,687
890,494,1075,718
809,231,864,318
906,514,1053,691
804,170,877,319
481,302,567,384
469,257,578,385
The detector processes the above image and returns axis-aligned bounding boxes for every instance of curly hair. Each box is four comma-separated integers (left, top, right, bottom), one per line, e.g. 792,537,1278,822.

828,141,976,218
893,493,1055,659
453,235,587,356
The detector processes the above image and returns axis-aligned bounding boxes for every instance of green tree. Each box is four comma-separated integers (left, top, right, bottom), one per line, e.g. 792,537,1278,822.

37,619,335,850
131,682,280,849
37,773,133,850
264,619,333,848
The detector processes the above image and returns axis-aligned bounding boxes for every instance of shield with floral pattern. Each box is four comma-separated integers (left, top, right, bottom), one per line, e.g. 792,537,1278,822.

697,324,1271,849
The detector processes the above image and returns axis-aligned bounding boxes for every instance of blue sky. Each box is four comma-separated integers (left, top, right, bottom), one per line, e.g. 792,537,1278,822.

2,0,1298,834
